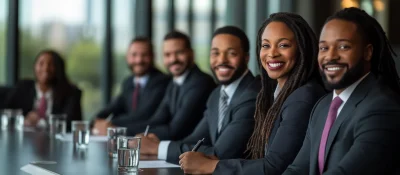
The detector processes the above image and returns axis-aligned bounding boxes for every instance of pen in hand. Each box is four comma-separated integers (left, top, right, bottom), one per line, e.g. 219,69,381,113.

144,125,150,136
191,138,205,152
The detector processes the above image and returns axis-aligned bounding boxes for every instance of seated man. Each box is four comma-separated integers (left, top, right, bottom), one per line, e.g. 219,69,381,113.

138,26,260,164
126,31,216,140
283,8,400,175
93,37,170,135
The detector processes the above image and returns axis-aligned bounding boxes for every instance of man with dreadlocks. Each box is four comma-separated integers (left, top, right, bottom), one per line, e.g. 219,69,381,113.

179,12,326,174
283,8,400,175
137,26,260,165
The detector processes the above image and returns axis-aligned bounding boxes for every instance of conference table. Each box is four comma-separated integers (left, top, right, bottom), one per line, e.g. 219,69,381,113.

0,129,184,175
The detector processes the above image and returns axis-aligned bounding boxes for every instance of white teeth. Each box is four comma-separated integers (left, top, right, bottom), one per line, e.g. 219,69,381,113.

218,67,230,72
268,63,284,68
326,67,342,71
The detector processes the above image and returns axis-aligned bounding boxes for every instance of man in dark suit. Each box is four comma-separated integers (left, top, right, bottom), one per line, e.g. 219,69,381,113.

137,26,259,164
283,8,400,175
92,37,170,135
126,31,216,140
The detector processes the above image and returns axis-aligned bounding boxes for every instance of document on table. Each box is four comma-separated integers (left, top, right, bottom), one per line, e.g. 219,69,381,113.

139,160,180,168
20,164,59,175
55,133,108,142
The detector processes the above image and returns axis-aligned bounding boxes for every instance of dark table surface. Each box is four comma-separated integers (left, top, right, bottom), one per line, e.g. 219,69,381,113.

0,129,184,175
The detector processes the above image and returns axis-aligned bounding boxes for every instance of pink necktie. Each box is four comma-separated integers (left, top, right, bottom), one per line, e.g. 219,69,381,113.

318,96,343,174
37,96,47,118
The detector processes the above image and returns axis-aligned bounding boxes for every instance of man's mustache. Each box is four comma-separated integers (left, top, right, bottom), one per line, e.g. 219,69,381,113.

168,61,184,68
214,64,234,70
321,60,347,69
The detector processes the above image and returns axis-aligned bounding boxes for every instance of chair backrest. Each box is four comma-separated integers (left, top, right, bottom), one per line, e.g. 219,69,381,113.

0,86,12,109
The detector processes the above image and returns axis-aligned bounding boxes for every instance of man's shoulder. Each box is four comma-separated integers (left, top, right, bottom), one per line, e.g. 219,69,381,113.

359,82,400,111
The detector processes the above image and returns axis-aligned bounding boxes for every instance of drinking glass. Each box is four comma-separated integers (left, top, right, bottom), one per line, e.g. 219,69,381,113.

107,127,127,158
72,121,90,148
47,114,67,138
1,109,23,130
117,136,141,173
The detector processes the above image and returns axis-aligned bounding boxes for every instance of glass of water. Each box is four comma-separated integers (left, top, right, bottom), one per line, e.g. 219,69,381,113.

108,127,127,158
72,121,90,149
47,114,67,138
1,109,23,130
1,109,12,130
117,136,141,173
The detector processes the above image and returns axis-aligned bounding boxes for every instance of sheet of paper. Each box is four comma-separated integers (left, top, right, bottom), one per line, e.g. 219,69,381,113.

139,160,180,168
20,164,59,175
56,133,108,142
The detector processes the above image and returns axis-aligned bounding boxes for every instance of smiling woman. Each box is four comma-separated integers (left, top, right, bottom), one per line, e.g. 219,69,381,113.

19,0,105,119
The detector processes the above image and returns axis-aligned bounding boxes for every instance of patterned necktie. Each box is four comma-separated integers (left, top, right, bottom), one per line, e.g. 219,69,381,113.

318,96,343,174
132,83,141,110
37,96,47,118
217,90,229,133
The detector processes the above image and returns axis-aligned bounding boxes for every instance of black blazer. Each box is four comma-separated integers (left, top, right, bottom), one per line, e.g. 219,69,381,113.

96,68,170,126
166,72,260,164
127,65,216,140
5,80,82,131
283,73,400,175
214,79,326,175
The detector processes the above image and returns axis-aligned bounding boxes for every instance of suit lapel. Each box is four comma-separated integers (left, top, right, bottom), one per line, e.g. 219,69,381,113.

218,72,254,134
173,66,199,110
323,74,376,163
209,88,221,143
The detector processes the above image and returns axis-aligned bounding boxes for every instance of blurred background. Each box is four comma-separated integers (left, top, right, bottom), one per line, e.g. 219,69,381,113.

0,0,399,120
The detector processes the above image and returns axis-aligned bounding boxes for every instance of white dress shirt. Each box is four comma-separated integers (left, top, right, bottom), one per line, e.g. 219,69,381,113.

173,70,190,86
157,70,248,160
332,72,370,117
133,74,150,88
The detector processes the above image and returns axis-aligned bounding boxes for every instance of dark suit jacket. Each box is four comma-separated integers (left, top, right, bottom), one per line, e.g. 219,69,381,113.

5,80,82,131
165,72,260,164
96,68,170,126
283,74,400,175
214,79,326,175
127,65,216,141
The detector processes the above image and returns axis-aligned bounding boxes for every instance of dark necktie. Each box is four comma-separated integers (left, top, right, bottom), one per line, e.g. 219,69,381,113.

318,96,343,174
171,83,180,111
132,83,141,110
218,90,228,133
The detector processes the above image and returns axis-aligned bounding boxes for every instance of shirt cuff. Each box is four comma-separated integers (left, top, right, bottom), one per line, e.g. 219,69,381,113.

157,140,171,160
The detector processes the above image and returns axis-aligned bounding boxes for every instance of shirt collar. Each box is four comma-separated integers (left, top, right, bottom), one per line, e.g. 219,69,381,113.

274,85,281,100
133,74,150,88
221,70,248,102
173,70,190,86
333,72,370,102
35,84,53,99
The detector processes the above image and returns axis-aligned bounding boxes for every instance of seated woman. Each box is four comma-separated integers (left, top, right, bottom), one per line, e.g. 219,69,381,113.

179,12,327,174
5,50,82,131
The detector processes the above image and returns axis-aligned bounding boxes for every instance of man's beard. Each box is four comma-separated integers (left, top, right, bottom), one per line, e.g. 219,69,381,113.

167,60,188,76
319,58,365,90
211,61,247,85
128,63,150,76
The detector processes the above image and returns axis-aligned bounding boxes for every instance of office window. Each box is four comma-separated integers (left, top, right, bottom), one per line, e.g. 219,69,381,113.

19,0,105,119
215,0,227,29
193,0,212,74
152,0,169,71
175,0,190,34
0,0,7,84
112,0,134,97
